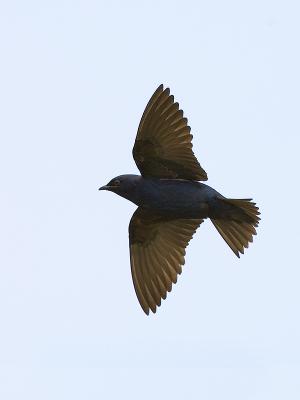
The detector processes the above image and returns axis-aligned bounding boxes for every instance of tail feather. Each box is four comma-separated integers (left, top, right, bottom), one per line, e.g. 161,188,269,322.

211,198,260,258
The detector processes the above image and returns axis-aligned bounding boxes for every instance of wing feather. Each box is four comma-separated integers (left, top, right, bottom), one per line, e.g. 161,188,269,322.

129,208,203,314
133,84,207,181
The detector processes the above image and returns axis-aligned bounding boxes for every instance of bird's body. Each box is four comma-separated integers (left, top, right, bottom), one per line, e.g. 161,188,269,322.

109,174,221,218
100,84,260,314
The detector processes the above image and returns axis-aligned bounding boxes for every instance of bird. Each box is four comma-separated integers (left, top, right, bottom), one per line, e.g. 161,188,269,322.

99,84,260,315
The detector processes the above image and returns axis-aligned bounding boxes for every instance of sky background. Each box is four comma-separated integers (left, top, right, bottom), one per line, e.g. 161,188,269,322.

1,1,300,399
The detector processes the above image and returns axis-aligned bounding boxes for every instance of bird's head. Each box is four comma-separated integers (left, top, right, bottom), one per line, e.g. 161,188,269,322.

99,174,141,204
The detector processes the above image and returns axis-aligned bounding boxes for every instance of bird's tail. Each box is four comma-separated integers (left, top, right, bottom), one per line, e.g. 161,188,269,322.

210,198,260,257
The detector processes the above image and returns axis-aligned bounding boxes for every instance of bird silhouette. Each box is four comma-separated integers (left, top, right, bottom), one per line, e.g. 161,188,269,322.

99,84,260,315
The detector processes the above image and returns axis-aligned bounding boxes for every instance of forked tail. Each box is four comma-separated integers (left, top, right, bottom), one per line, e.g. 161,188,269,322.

211,198,260,257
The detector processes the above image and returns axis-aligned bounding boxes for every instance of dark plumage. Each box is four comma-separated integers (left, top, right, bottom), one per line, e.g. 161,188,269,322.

99,84,260,314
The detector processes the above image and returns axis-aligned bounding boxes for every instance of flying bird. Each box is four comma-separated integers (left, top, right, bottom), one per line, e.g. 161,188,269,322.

99,84,260,315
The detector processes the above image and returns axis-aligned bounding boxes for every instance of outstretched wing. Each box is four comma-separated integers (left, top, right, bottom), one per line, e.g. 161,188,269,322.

129,208,203,314
133,84,207,181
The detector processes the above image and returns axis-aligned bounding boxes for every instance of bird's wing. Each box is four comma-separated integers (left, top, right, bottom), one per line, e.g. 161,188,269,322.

129,207,203,314
132,84,207,181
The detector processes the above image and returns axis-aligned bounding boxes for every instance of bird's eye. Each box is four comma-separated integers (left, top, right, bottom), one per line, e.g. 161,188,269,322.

113,179,121,186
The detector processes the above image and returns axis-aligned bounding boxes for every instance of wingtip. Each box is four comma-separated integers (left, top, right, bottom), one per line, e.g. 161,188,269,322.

152,84,165,98
157,83,170,94
139,296,160,315
142,306,156,316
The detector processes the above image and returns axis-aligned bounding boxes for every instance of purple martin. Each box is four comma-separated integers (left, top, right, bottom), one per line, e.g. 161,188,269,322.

99,84,260,315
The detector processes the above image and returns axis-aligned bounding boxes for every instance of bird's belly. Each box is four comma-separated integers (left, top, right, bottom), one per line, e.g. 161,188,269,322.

140,181,215,218
147,199,209,218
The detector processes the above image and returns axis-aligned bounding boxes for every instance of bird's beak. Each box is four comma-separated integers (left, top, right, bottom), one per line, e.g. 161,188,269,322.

98,185,113,191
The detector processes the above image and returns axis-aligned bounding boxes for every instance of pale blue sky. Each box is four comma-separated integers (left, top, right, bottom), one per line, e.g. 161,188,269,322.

1,1,300,399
